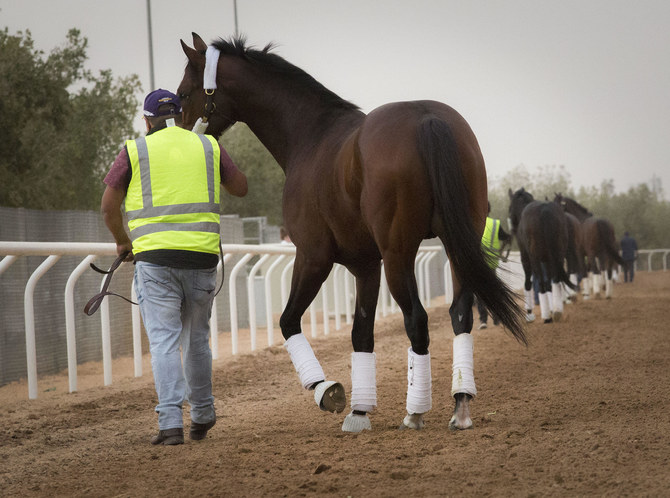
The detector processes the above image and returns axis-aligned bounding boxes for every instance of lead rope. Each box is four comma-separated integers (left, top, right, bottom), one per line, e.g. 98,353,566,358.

84,242,225,316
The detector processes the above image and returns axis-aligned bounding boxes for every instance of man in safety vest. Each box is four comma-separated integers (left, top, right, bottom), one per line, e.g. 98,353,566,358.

101,89,248,445
477,202,511,330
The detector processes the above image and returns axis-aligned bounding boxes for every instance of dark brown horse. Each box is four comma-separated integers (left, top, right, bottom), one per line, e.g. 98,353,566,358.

554,194,623,299
508,188,576,323
178,34,525,432
564,211,585,300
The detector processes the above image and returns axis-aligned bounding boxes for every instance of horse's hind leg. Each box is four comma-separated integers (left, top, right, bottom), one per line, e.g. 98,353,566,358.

448,287,476,431
520,250,536,322
605,260,614,299
382,253,431,430
280,253,345,414
591,256,602,299
342,262,381,433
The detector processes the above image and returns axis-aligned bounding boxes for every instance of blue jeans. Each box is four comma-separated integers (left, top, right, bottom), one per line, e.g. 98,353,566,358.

134,262,217,430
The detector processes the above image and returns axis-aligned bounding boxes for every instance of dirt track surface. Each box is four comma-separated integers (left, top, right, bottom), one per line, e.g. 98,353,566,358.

2,272,669,497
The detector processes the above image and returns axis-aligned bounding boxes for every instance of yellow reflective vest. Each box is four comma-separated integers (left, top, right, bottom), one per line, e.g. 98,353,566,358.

125,126,221,255
482,217,502,269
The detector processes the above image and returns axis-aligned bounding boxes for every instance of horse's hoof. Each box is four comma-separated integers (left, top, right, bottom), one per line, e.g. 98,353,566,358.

314,381,346,413
449,414,473,431
525,313,536,323
400,413,425,430
342,412,371,432
552,311,562,322
543,318,553,324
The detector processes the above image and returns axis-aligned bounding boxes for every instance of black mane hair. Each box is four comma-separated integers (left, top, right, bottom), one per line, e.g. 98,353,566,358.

564,196,592,217
211,36,360,112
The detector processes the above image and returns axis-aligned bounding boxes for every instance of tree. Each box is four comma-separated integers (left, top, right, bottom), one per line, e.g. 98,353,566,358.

490,164,670,250
219,123,285,225
488,164,573,223
0,28,141,210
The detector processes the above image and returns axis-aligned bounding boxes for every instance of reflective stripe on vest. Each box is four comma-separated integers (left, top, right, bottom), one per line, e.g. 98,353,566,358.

126,134,219,220
125,127,221,255
482,217,501,269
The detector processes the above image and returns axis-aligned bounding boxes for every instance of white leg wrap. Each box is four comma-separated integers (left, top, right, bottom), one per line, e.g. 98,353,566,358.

583,274,591,297
284,333,325,389
350,352,377,412
592,273,601,296
524,289,534,311
539,292,551,320
551,283,564,313
570,273,579,288
406,348,432,414
451,334,476,397
605,276,613,298
566,274,578,297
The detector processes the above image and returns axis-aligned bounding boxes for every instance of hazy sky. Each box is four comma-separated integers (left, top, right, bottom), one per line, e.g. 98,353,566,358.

2,0,669,196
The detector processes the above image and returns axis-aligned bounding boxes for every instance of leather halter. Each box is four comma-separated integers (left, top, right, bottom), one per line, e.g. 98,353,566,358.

192,46,221,134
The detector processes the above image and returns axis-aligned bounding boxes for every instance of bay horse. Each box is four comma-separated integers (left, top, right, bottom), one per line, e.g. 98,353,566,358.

554,194,623,299
178,34,526,432
508,188,576,322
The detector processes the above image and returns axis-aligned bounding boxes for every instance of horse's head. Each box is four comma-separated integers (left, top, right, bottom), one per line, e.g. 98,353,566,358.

177,33,237,138
555,194,591,220
553,192,567,210
507,187,534,233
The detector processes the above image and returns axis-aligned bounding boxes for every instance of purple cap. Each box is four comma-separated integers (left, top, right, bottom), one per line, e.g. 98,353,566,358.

143,89,182,117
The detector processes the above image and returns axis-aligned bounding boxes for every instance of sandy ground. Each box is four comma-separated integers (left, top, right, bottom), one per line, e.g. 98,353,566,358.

1,272,669,497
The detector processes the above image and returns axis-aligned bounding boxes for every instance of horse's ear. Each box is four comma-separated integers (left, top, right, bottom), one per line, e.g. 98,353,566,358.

508,188,513,198
192,32,208,52
181,39,202,66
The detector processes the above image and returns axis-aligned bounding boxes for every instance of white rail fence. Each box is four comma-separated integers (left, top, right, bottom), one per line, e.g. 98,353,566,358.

0,241,457,400
2,242,666,400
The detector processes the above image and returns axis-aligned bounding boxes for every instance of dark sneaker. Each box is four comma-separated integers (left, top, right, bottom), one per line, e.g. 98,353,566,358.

150,428,184,446
477,322,487,330
190,419,216,441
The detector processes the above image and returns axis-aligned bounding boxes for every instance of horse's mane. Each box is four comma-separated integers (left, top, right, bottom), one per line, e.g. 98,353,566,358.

512,187,534,205
211,36,360,112
562,196,592,217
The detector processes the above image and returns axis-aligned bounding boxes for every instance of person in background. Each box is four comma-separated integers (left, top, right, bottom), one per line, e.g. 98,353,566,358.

477,202,512,329
620,231,638,283
101,89,248,445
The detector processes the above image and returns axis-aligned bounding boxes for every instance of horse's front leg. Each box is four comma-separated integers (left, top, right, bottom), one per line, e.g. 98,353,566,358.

280,253,345,414
341,262,381,433
448,287,476,431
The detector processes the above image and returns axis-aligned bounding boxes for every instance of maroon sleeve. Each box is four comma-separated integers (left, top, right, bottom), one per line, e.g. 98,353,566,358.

219,144,241,183
104,147,131,191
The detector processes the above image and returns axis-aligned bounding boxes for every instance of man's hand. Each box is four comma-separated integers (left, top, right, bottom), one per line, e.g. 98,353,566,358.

117,242,134,262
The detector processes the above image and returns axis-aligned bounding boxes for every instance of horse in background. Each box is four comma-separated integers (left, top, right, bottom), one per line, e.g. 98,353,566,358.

554,194,623,299
178,34,526,433
563,211,585,301
508,188,576,322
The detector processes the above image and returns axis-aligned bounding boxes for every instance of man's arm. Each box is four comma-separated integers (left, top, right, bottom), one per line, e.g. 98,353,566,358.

222,169,248,197
101,185,134,261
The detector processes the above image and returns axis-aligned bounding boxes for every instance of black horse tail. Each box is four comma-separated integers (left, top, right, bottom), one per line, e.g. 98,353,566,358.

540,207,578,290
417,117,526,345
597,219,625,266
